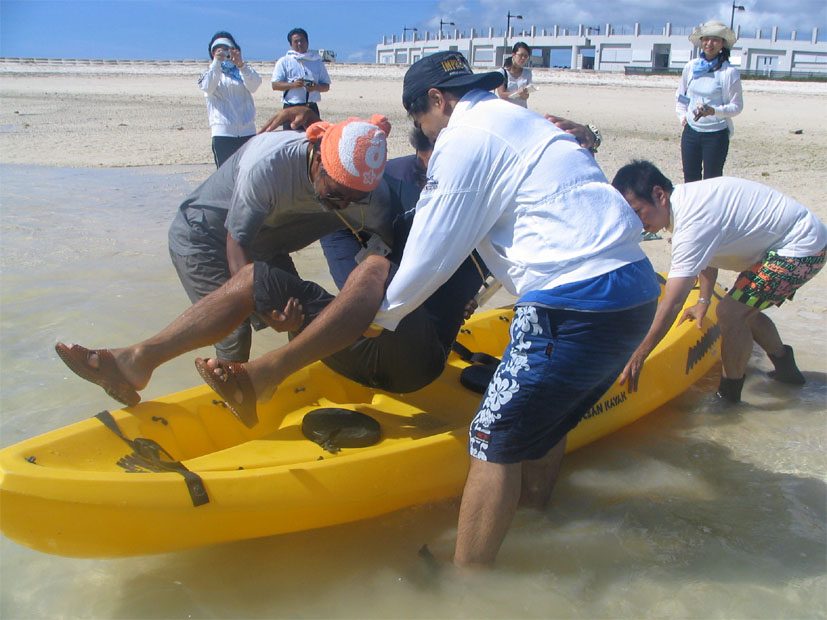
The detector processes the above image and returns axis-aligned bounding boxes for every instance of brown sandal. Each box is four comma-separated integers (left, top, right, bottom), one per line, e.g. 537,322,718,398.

55,343,141,407
194,358,259,428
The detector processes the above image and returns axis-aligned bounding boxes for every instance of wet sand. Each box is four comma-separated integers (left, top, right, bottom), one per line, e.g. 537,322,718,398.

0,62,825,619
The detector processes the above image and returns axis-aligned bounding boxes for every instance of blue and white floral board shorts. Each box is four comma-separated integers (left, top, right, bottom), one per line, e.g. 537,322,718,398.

469,301,657,464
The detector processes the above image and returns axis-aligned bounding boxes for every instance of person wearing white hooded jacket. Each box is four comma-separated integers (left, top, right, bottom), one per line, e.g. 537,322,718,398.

199,31,262,168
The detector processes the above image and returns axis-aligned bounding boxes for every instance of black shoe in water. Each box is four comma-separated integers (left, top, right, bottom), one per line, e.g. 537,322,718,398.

767,345,806,385
716,376,745,404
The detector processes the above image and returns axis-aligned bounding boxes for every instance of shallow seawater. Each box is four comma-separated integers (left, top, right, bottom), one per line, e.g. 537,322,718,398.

0,165,825,619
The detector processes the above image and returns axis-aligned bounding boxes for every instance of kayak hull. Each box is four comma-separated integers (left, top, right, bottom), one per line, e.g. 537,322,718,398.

0,279,723,557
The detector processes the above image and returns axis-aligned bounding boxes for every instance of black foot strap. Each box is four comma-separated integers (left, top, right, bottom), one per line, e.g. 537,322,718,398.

451,342,501,394
95,410,209,507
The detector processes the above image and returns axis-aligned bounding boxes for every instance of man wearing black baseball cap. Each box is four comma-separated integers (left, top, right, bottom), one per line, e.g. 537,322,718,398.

401,51,504,110
370,51,661,567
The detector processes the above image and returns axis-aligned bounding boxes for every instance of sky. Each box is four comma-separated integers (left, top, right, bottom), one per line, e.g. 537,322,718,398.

1,0,825,63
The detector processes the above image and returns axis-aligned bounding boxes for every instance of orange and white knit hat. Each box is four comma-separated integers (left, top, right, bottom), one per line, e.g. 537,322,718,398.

306,115,391,192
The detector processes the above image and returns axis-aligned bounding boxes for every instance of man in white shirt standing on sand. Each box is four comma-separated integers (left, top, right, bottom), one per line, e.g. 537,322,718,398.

612,159,826,404
271,27,330,124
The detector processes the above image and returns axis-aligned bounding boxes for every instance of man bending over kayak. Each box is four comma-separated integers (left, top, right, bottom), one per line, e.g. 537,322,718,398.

57,108,602,427
612,159,826,403
56,116,487,427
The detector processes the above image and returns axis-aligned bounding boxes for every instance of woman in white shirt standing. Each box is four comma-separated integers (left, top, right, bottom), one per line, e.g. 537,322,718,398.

496,42,533,108
198,31,262,168
676,21,743,182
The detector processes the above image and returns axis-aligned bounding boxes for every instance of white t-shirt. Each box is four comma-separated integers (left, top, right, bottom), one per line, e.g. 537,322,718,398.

373,89,645,330
271,51,331,105
500,67,532,108
668,177,827,277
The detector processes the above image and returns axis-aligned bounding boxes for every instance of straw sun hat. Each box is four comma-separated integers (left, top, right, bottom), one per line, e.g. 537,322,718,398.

689,21,738,49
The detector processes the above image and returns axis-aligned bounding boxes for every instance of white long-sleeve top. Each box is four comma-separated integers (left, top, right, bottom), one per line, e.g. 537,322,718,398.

198,57,262,137
675,59,743,134
373,90,646,331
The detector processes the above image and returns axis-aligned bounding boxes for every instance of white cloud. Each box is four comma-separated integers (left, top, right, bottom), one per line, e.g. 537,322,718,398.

347,49,372,63
423,0,826,37
422,0,474,30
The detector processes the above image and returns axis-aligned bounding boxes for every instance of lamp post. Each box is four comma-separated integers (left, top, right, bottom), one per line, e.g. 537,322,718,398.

730,1,745,29
506,11,523,39
439,19,455,39
403,26,418,42
504,11,523,63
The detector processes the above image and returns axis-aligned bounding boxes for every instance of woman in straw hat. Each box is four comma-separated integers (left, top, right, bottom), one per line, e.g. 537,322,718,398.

676,21,743,182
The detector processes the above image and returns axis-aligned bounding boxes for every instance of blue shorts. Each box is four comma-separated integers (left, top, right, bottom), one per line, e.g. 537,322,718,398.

469,301,657,464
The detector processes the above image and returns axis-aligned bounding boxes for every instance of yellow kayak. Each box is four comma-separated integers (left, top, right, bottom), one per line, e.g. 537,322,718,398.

0,276,723,558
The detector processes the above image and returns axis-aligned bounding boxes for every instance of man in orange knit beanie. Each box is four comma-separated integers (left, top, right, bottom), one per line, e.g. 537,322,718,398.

57,112,486,428
305,114,391,195
163,114,398,364
58,115,416,403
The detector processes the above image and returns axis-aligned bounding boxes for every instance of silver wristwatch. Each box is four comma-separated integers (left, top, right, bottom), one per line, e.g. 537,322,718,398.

587,124,602,154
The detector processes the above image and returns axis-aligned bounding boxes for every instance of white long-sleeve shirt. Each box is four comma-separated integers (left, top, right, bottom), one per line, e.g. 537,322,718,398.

675,59,743,134
198,57,262,137
373,90,646,331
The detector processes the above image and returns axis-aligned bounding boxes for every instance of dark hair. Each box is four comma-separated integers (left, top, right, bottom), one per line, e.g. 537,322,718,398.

288,28,308,43
503,57,513,69
408,126,432,153
611,160,674,202
512,42,531,55
208,31,240,59
404,84,478,116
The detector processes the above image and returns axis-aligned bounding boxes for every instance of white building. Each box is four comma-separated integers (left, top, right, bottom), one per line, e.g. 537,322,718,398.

376,23,827,76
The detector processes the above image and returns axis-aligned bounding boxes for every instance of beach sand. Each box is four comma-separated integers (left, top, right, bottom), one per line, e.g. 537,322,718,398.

0,61,825,619
3,60,827,280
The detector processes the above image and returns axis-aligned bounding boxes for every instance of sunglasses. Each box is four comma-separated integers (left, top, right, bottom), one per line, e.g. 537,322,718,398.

324,189,368,204
318,170,370,208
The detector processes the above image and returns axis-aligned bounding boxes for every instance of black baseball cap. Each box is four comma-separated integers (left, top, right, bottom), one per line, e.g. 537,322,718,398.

402,51,504,111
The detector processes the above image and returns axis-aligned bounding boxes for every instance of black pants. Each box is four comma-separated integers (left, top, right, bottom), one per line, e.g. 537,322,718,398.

170,249,297,363
252,261,447,393
212,135,254,169
681,125,729,183
281,102,320,130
